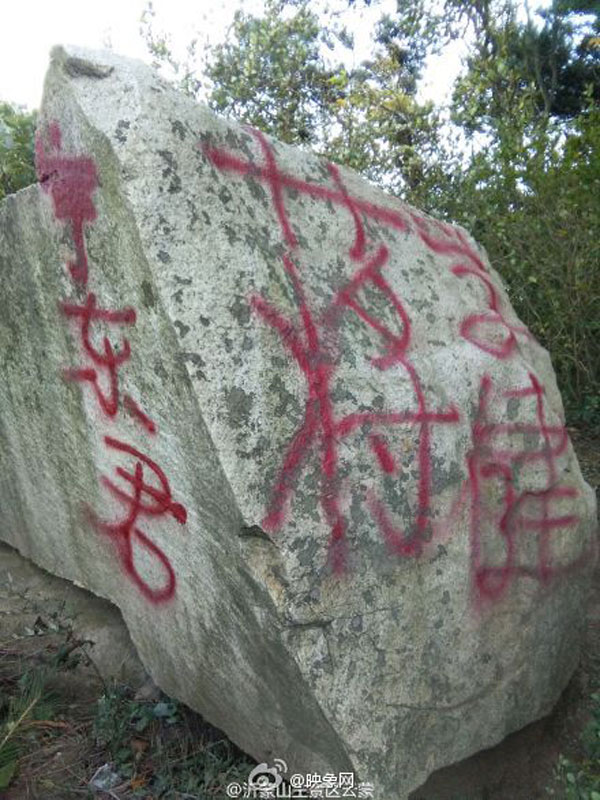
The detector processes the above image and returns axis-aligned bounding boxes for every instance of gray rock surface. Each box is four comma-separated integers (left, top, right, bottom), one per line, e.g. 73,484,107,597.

0,44,596,798
0,542,145,685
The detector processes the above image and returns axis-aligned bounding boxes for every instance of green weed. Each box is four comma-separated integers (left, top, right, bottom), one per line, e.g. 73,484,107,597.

93,682,254,796
554,693,600,799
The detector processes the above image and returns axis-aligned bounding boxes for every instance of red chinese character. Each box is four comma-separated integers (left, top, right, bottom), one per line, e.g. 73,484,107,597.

36,122,98,285
88,436,187,603
453,265,530,359
468,373,583,602
231,131,459,571
61,292,136,417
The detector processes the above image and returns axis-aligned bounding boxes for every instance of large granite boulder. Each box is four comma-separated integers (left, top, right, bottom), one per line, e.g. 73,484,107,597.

0,45,596,798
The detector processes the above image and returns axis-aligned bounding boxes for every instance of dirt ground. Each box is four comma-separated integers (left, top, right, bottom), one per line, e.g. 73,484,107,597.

0,429,598,800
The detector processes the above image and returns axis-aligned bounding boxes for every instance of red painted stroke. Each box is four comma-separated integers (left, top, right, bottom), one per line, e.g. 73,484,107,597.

251,128,298,248
408,210,486,272
89,436,187,603
369,434,397,475
468,373,584,603
61,293,136,417
326,162,366,262
452,264,530,359
36,122,98,285
123,394,157,434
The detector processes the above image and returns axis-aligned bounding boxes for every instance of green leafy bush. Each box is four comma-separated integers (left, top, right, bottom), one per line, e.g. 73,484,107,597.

555,693,600,798
0,102,37,201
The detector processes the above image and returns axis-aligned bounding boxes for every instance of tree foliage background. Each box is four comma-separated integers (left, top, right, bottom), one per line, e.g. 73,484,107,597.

1,0,597,424
0,103,36,202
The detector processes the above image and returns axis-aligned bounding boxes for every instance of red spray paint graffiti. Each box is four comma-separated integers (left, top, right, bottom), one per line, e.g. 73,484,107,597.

452,265,530,359
36,122,185,603
202,135,486,274
202,126,586,596
123,394,158,434
60,293,136,417
202,132,546,363
206,128,460,571
468,373,584,602
36,122,98,285
88,437,187,603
